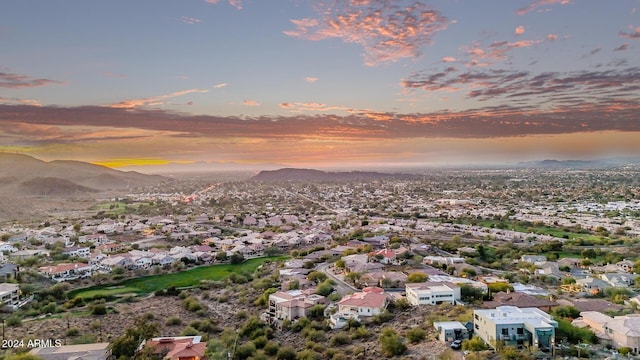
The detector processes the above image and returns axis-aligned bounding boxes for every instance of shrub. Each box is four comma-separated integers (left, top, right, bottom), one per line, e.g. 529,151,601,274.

329,333,352,346
379,328,406,358
66,327,81,337
166,316,182,326
406,327,426,344
276,346,297,360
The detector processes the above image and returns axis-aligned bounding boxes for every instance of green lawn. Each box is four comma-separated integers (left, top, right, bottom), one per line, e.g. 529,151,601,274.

69,256,288,299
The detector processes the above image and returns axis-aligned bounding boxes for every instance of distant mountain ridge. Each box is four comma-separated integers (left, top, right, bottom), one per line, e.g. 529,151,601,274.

117,160,288,174
250,168,416,182
0,153,167,197
516,158,640,168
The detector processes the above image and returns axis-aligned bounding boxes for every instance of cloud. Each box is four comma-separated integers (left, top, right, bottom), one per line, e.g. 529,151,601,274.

205,0,242,10
401,66,640,114
284,0,449,66
279,102,350,112
515,26,525,36
546,33,558,41
2,99,639,145
304,77,319,83
516,0,571,15
442,56,457,62
614,43,629,51
619,25,640,39
243,99,260,106
0,97,41,106
580,47,602,59
462,39,542,65
213,83,228,88
0,72,63,89
181,16,202,24
108,89,209,109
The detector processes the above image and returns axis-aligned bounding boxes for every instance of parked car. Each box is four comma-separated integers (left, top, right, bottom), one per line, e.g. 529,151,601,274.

451,340,462,350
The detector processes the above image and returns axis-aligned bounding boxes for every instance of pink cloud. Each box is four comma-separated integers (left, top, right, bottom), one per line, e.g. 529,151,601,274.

284,1,449,66
0,72,63,89
243,99,260,106
0,96,41,106
516,0,571,15
305,77,319,83
442,56,457,62
213,83,228,88
279,102,350,112
181,16,202,25
109,89,208,109
619,25,640,39
515,26,525,36
204,0,242,10
546,34,558,41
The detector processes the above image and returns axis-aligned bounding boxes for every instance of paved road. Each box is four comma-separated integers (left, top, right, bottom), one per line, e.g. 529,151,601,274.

316,263,357,295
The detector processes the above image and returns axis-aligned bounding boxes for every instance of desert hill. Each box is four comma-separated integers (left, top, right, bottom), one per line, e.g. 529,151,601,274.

250,168,415,182
0,153,166,197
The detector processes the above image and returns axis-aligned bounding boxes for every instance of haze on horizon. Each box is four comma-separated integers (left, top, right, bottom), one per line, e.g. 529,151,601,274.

1,0,639,170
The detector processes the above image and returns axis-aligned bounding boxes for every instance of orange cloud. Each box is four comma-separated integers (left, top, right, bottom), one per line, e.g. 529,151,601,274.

515,26,525,35
305,77,319,83
516,0,571,15
442,56,457,62
243,99,261,106
284,1,448,66
108,89,208,109
213,83,228,88
0,71,63,89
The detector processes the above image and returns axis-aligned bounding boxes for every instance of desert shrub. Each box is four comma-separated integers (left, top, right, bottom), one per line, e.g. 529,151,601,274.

406,327,426,344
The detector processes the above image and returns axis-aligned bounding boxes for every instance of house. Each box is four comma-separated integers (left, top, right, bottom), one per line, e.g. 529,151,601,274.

433,321,470,342
337,287,387,317
39,262,92,282
362,235,389,248
473,306,557,351
0,263,18,282
615,260,635,273
62,246,91,259
600,273,637,288
482,292,557,312
139,336,207,360
265,288,325,322
405,282,461,306
576,312,640,354
29,342,111,360
99,256,134,271
372,248,399,265
0,283,21,310
520,255,547,266
78,233,110,246
576,277,611,294
0,242,18,253
97,243,127,254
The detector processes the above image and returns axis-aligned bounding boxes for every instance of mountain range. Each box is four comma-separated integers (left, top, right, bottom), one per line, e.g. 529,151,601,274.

250,168,416,182
0,153,166,197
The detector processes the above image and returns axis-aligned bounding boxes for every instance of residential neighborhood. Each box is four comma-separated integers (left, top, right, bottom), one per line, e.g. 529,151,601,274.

0,167,638,360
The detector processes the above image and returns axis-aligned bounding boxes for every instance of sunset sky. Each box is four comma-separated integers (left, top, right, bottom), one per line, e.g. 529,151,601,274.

1,0,639,169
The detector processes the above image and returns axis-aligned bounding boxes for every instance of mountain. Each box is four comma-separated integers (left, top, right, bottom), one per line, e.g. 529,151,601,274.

0,153,167,197
116,160,289,174
250,168,416,182
516,158,640,169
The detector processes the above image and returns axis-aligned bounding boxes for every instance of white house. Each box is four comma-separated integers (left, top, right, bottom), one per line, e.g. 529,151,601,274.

337,287,387,317
39,263,92,282
473,306,557,351
405,282,461,306
577,312,640,354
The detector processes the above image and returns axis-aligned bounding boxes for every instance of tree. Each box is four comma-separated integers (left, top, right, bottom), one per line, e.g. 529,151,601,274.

462,336,488,351
307,271,327,283
406,272,429,283
276,346,297,360
230,252,245,264
334,259,346,270
109,315,159,359
216,251,228,262
405,327,426,344
379,327,407,357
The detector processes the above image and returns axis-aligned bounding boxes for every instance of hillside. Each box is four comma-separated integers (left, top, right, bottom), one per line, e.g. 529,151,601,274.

250,168,416,182
0,153,167,197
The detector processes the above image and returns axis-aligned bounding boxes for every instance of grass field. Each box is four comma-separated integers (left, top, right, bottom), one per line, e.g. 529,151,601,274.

458,219,604,242
69,256,288,299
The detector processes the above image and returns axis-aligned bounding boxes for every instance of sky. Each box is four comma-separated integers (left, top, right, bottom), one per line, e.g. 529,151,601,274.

1,0,640,170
